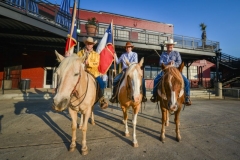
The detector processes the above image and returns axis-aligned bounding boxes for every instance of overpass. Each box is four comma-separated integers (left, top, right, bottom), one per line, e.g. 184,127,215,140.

0,0,239,86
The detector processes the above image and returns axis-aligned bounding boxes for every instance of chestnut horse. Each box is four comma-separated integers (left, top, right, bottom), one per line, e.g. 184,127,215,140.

157,62,185,142
118,57,144,147
52,51,96,155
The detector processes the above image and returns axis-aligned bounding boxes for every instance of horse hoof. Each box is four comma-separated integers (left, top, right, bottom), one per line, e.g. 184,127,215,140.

159,136,165,143
81,147,88,156
91,122,96,125
165,122,169,126
176,136,181,142
133,142,139,148
78,126,82,130
125,133,130,137
69,144,76,152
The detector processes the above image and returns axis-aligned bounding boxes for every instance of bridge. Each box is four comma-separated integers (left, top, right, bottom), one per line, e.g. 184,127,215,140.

0,0,239,86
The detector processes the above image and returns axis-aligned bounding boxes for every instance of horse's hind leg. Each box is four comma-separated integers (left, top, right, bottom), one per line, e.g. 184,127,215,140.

90,111,95,125
78,113,83,130
174,110,181,142
122,107,129,137
69,108,77,152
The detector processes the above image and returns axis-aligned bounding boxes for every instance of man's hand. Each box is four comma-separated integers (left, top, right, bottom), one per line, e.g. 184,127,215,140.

168,61,174,66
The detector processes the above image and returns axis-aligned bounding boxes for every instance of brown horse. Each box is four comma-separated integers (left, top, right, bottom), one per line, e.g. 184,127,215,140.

118,57,144,147
157,62,185,142
52,51,96,155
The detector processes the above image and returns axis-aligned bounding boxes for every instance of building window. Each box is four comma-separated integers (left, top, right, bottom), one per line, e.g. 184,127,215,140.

138,33,146,43
116,30,129,40
144,66,161,79
182,66,198,80
138,33,164,44
98,27,106,35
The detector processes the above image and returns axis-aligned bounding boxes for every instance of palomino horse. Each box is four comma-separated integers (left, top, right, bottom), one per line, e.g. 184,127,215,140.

118,57,144,147
52,51,96,155
157,62,185,142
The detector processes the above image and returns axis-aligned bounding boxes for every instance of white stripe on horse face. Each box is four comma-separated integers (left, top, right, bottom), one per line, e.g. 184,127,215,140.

132,69,141,96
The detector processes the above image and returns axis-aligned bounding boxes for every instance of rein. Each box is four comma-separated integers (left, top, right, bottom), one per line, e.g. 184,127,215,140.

70,67,89,109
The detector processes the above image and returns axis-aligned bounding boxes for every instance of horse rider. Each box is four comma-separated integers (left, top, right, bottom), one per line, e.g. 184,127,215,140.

109,41,147,103
77,37,108,109
150,39,192,106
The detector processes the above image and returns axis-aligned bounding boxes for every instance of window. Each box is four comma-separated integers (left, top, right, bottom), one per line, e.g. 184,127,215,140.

98,27,106,35
182,66,198,80
116,30,129,40
144,66,161,79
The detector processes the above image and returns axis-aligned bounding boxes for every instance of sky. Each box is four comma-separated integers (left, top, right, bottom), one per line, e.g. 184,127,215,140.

53,0,240,58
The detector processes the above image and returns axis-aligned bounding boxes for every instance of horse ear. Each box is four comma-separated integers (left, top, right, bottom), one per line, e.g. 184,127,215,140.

55,50,65,62
125,58,130,66
139,57,144,67
178,62,184,73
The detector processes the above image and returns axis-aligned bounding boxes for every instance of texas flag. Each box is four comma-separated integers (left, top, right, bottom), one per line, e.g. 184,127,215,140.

65,0,77,57
96,22,115,74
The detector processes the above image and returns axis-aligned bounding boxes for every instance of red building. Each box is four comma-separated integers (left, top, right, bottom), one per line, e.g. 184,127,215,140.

0,4,217,90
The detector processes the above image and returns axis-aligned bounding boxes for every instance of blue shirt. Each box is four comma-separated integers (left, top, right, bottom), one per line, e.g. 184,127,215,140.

115,51,138,70
159,51,182,68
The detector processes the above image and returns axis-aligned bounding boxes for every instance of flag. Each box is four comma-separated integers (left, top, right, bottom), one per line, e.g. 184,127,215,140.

65,0,77,56
96,22,115,74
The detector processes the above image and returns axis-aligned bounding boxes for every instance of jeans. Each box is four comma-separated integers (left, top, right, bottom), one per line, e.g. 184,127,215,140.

113,71,147,96
152,72,190,97
96,76,105,91
103,81,107,88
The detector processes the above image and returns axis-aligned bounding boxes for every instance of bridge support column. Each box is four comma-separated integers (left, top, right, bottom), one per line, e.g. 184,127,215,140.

214,82,222,98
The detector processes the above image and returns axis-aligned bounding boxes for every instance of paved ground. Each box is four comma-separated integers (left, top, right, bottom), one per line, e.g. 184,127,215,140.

0,95,240,160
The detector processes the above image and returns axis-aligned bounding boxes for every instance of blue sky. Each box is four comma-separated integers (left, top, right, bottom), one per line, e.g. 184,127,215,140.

53,0,240,57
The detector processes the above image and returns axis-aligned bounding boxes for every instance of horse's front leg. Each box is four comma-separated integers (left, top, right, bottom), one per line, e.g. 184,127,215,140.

90,111,95,125
132,105,140,147
81,111,91,155
160,107,167,142
121,106,129,137
68,108,78,152
174,109,181,142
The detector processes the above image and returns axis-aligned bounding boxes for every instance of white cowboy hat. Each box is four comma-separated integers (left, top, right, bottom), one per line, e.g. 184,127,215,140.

84,37,97,45
164,39,177,45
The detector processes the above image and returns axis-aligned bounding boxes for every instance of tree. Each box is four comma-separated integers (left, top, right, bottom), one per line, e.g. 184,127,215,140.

200,23,207,46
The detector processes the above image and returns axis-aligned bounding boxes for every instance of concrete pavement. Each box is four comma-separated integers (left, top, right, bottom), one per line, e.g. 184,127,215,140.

0,97,240,160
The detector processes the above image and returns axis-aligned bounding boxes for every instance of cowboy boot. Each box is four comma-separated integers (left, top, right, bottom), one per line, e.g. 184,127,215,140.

109,85,118,103
142,92,147,102
185,96,192,106
150,94,157,103
98,89,108,109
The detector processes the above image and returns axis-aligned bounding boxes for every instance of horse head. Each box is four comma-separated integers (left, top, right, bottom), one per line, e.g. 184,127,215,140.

124,57,144,103
52,51,85,112
158,62,185,112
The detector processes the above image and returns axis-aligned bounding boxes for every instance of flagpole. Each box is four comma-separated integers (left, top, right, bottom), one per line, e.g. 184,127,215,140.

67,0,77,56
112,20,116,76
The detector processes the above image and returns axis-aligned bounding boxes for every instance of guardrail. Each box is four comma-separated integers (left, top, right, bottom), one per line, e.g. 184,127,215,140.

223,88,240,99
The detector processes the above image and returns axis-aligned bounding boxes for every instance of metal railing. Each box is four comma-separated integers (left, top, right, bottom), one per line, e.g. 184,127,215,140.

223,88,240,99
1,0,219,52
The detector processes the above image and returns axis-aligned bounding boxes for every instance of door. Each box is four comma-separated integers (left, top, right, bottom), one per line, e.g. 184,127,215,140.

43,67,57,88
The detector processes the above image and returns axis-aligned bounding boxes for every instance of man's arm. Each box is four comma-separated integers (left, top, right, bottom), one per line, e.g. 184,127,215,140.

174,51,182,67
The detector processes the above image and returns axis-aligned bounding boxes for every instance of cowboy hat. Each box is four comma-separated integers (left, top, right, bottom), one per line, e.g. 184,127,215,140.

84,37,97,45
164,39,177,45
125,42,134,48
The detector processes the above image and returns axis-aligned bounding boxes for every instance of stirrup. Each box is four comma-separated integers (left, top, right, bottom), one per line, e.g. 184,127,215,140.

99,97,108,109
184,97,192,106
150,95,157,103
109,96,117,103
142,96,147,102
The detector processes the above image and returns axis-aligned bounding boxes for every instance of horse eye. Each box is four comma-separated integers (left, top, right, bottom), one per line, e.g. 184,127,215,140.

74,73,79,76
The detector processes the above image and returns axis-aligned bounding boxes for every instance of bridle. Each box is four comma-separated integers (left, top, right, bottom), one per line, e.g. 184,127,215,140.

70,66,89,109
